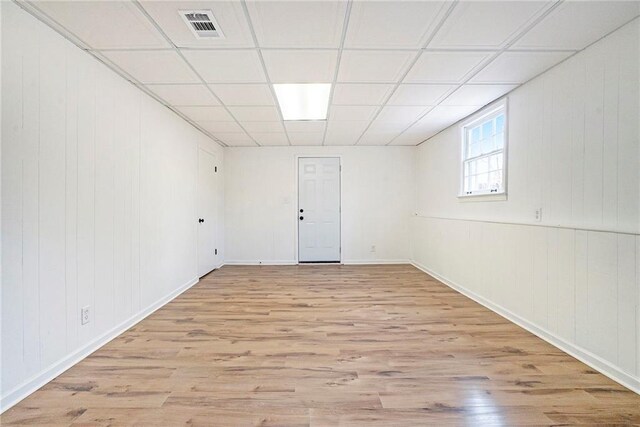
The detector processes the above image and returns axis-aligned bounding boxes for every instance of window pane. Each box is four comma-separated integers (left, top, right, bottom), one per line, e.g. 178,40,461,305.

496,114,505,133
469,140,480,157
482,121,493,140
477,157,489,174
495,131,504,149
471,126,481,143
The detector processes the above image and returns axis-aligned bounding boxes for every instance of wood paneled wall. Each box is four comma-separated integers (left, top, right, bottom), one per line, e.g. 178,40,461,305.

412,19,639,392
1,2,224,409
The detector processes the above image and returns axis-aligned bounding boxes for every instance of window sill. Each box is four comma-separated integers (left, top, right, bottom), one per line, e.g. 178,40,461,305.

458,193,507,202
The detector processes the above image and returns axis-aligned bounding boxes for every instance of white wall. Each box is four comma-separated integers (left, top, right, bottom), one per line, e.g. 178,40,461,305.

411,18,640,392
225,146,415,264
1,2,224,410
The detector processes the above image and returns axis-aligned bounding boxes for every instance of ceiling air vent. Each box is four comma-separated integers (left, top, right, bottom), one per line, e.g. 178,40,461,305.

180,10,224,39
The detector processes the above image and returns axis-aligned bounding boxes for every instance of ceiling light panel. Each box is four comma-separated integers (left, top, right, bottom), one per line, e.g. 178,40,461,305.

146,84,220,106
102,50,200,84
262,50,339,83
429,1,550,49
273,84,331,121
246,0,347,48
32,1,169,49
338,50,416,82
209,84,275,106
139,1,255,48
513,1,640,50
345,1,447,49
182,50,266,83
405,52,492,84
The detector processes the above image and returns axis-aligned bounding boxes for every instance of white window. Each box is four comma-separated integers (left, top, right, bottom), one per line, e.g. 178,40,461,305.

460,101,507,197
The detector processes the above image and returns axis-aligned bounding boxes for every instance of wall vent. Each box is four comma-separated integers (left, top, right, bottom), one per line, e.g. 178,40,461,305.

180,10,224,39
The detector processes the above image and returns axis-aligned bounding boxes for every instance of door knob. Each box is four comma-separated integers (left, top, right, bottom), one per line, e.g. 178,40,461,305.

299,216,304,220
299,209,304,213
198,218,204,223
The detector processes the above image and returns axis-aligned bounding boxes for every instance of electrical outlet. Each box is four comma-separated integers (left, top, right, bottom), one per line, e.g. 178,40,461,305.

370,245,376,253
81,306,90,325
534,208,542,222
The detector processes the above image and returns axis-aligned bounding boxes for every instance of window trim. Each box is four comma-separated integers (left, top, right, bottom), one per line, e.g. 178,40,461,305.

458,98,509,200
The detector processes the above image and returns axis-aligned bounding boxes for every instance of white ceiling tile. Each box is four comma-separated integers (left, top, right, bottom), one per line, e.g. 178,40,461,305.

215,132,256,146
470,51,573,84
327,120,369,134
389,131,428,146
441,84,517,106
197,120,243,133
345,1,447,49
246,1,347,48
139,1,255,48
178,106,234,121
33,1,169,49
182,50,266,83
376,106,427,126
209,84,275,106
285,121,327,133
405,52,492,83
102,50,199,84
338,51,416,82
227,106,281,122
147,84,219,106
324,137,358,146
242,121,285,133
367,120,410,133
251,132,290,146
388,84,455,106
329,106,378,121
514,1,640,50
429,2,550,49
262,50,338,83
411,105,479,135
289,132,325,145
358,131,398,145
331,83,394,105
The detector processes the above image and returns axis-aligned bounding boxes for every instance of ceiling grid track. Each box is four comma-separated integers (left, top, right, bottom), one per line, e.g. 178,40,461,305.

353,0,460,146
17,0,229,148
387,0,566,146
321,0,353,146
239,0,293,146
130,0,262,147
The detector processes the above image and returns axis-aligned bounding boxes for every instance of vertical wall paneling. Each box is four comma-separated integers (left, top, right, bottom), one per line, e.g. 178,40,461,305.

412,19,640,392
1,2,224,410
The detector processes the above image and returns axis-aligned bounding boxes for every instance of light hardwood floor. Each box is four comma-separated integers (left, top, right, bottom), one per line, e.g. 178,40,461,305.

3,264,639,426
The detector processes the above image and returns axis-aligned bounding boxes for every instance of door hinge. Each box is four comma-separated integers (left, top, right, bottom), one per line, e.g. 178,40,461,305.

215,166,218,173
215,248,218,255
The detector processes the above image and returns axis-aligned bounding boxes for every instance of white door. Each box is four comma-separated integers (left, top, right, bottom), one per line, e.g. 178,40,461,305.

298,157,341,262
198,149,218,277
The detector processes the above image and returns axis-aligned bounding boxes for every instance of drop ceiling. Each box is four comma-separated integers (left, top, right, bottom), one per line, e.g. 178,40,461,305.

23,0,640,147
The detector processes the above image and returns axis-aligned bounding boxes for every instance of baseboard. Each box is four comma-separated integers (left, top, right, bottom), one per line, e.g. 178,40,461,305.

223,259,411,266
223,260,297,266
0,276,200,413
342,259,411,265
410,260,640,395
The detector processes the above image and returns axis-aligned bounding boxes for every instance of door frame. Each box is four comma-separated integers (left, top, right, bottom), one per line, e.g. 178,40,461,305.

294,155,343,264
197,147,219,277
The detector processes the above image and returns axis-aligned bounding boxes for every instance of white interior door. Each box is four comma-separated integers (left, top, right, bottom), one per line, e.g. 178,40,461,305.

298,157,341,262
198,149,218,277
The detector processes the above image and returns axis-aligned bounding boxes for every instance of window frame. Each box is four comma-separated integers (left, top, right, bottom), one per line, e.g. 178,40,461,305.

458,98,508,200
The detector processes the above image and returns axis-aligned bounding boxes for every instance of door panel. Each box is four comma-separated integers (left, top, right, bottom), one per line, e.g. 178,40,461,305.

198,149,217,277
298,157,340,262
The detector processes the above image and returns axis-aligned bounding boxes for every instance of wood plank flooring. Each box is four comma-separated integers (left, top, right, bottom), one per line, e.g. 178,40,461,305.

3,264,639,426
